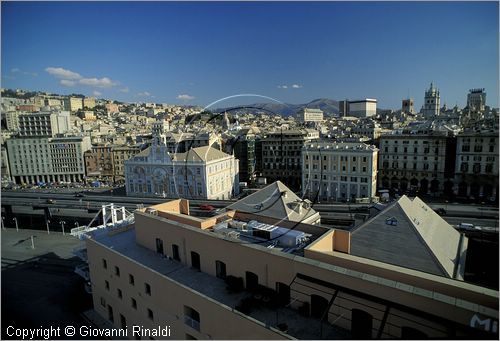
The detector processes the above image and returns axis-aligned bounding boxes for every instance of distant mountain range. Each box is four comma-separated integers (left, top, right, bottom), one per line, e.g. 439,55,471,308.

215,98,339,116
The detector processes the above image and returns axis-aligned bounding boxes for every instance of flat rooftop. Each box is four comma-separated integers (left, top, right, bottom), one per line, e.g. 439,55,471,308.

91,226,349,339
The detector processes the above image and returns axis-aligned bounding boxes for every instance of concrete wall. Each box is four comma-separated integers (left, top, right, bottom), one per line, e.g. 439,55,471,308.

130,211,498,337
87,238,289,340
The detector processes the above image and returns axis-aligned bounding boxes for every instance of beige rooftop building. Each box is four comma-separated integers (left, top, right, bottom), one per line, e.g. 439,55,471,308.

82,195,498,339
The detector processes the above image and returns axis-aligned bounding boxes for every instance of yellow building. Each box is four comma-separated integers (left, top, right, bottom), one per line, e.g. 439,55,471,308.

84,97,96,109
84,195,498,339
65,97,83,112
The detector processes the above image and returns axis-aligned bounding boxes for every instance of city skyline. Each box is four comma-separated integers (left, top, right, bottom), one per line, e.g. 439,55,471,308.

1,1,498,109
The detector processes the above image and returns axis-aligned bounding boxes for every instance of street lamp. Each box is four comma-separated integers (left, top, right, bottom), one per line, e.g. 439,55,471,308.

1,216,5,230
60,221,66,235
13,217,18,232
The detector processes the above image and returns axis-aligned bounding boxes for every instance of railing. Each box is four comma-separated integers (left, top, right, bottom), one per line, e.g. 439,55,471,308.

184,315,200,331
74,264,90,281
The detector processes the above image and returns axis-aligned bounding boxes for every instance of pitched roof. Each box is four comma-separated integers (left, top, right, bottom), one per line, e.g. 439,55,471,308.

173,146,231,162
226,181,320,224
350,196,468,279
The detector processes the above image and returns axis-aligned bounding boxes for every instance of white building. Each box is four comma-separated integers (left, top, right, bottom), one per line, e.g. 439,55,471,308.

348,99,377,117
298,108,324,123
6,136,91,184
421,83,440,117
125,145,239,200
302,141,378,201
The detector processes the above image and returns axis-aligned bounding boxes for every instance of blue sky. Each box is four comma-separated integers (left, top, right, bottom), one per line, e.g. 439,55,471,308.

2,1,498,109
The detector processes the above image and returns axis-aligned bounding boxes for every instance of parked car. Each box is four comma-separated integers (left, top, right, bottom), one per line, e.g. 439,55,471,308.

46,199,55,204
457,223,482,231
199,204,215,211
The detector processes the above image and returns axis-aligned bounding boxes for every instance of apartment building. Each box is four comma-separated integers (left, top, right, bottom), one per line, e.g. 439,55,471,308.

454,129,498,200
85,145,142,182
302,142,378,201
18,111,71,137
125,145,239,200
297,108,324,123
83,97,96,109
64,97,83,112
6,136,91,184
4,111,20,131
378,132,455,196
84,196,498,340
261,129,319,191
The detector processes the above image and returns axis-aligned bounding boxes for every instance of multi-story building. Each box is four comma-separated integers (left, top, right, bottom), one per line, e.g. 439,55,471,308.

302,141,378,201
64,97,83,112
1,146,11,182
350,121,384,140
163,132,222,153
421,83,440,117
261,129,319,191
85,145,115,179
106,103,120,114
466,88,486,113
227,128,258,183
82,195,498,340
378,131,455,196
83,97,96,109
6,136,91,184
338,99,349,117
85,144,142,183
45,98,63,107
113,146,142,182
18,111,71,137
125,145,239,200
4,111,20,131
402,98,415,114
454,129,498,200
297,108,324,123
348,99,377,117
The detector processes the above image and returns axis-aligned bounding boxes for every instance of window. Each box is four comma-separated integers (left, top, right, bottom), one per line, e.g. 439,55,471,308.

473,163,481,173
129,274,135,285
462,145,470,152
460,163,468,172
131,298,137,310
172,244,180,261
147,308,154,321
191,251,201,270
145,283,151,296
489,145,495,152
386,217,398,226
117,289,123,299
105,280,110,291
474,145,483,152
115,266,120,277
102,259,107,269
184,306,200,331
120,314,127,330
215,260,226,279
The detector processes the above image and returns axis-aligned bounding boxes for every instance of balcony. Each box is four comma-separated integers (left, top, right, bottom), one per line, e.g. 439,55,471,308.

184,315,200,331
